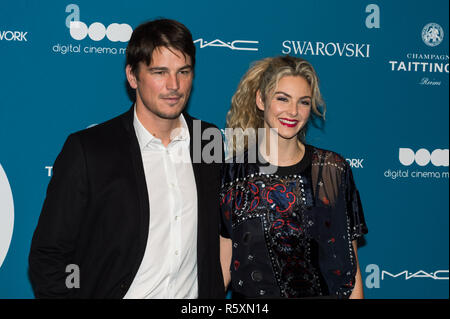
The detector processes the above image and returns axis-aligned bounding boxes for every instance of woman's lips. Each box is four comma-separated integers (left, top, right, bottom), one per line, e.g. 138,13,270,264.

279,118,299,127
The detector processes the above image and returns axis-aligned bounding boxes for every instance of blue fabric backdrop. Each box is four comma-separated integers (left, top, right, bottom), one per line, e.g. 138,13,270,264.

0,0,448,298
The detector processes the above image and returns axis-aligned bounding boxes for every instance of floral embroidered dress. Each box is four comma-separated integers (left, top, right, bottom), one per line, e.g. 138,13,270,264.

220,144,368,298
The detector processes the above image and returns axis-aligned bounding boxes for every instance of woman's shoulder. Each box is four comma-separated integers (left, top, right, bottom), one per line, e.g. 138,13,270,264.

308,144,348,170
221,149,261,186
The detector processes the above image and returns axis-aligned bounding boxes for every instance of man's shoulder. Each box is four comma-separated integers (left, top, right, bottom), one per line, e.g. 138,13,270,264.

70,108,129,138
79,110,130,135
65,108,133,153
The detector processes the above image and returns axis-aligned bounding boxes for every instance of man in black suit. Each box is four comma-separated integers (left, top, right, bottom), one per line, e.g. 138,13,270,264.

28,19,225,298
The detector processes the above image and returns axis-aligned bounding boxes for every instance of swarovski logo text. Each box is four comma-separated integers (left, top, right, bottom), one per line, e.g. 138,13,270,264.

282,41,370,58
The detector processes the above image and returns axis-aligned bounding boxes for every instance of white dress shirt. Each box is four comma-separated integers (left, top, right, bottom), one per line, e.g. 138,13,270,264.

123,108,198,299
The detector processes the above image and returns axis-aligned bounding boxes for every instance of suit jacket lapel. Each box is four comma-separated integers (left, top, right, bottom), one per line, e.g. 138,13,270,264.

121,106,150,264
184,113,208,283
185,113,202,180
185,111,204,216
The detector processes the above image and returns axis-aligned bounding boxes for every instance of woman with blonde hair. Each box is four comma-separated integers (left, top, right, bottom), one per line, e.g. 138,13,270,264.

220,55,368,299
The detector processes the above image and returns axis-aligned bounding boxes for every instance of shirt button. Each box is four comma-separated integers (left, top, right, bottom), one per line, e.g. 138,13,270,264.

175,216,179,221
175,250,179,255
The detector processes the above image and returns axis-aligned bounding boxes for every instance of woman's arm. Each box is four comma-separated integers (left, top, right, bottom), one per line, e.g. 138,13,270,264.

220,235,232,290
349,240,364,299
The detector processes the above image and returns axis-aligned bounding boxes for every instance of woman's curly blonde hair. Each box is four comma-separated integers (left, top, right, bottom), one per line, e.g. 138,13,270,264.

226,55,326,153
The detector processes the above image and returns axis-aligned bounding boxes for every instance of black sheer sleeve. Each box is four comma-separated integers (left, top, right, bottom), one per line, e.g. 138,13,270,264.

343,162,368,241
219,162,233,239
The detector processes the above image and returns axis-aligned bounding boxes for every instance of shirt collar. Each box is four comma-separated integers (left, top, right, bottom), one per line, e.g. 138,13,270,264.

133,105,189,151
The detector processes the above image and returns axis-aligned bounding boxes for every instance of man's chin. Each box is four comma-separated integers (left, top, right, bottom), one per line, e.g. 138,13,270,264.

138,102,186,120
155,109,184,120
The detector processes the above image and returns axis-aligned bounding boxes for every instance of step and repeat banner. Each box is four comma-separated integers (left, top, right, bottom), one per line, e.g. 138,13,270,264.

0,0,448,299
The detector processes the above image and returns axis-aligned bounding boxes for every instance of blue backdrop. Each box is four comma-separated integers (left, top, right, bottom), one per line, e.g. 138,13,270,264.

0,0,448,299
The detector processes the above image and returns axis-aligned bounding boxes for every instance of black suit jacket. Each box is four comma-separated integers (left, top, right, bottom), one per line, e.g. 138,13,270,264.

28,107,225,298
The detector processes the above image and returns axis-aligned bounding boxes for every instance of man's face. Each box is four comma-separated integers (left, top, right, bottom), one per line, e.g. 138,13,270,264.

126,46,193,120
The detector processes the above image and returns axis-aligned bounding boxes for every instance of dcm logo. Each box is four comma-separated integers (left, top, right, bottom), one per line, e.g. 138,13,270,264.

0,163,14,268
65,4,132,42
399,148,449,167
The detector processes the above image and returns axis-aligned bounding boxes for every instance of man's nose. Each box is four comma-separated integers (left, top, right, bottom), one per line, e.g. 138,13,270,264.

166,73,180,91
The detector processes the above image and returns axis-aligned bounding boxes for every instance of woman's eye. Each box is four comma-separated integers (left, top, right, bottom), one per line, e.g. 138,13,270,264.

300,100,311,106
276,96,288,102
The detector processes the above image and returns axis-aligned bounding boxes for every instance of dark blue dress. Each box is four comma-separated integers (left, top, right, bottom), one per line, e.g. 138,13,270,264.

220,144,368,298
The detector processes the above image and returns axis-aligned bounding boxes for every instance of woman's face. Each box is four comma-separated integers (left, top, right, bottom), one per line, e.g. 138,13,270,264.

257,75,312,141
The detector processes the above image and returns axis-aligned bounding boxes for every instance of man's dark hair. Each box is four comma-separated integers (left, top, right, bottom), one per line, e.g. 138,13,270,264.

126,18,196,76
